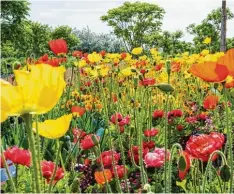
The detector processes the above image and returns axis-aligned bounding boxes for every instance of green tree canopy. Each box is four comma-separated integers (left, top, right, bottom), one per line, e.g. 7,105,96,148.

187,8,234,52
101,1,165,51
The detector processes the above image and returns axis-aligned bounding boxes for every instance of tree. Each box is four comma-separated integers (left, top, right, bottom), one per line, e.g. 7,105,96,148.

51,25,80,50
187,7,234,52
74,27,124,53
101,1,165,51
1,1,30,44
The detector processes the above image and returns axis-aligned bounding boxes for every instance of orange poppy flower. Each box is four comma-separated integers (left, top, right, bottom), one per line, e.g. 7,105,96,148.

71,106,86,117
94,169,112,185
203,95,219,110
189,48,234,82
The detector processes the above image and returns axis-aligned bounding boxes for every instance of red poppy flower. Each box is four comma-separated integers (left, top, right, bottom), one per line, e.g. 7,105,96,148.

80,134,100,150
41,161,64,184
110,113,130,128
152,110,164,119
144,148,170,168
197,113,207,121
40,54,49,62
71,106,86,116
4,146,31,167
48,39,68,55
144,128,159,137
100,50,106,57
111,165,128,179
72,50,83,58
189,48,234,82
97,150,120,167
178,151,192,180
140,78,156,86
155,63,163,71
185,132,224,162
121,52,127,60
177,124,184,131
203,95,219,110
94,169,112,185
168,109,183,118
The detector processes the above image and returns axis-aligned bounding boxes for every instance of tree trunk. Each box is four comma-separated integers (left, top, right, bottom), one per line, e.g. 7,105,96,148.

220,0,227,52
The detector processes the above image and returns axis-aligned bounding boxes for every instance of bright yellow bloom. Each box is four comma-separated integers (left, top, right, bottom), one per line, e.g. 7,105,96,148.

132,47,143,55
120,67,134,77
88,52,102,63
74,59,87,68
201,49,209,56
1,64,65,123
32,114,72,139
203,37,211,44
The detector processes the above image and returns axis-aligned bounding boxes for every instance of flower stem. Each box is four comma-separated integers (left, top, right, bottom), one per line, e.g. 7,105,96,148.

23,114,41,193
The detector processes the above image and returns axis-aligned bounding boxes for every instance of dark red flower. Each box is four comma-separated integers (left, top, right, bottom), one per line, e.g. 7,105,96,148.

144,148,170,168
80,134,100,150
177,124,184,131
152,110,164,119
185,132,224,162
144,128,159,137
197,113,208,121
41,161,64,183
143,140,155,150
4,146,31,167
128,146,149,164
111,165,128,179
203,95,219,110
49,39,68,55
97,150,120,167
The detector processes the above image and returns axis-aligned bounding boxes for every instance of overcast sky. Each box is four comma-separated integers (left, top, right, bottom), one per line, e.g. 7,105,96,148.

29,0,234,42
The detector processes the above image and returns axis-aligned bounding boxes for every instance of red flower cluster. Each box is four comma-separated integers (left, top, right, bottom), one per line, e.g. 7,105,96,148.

168,109,183,118
144,148,170,168
3,146,31,167
97,150,120,167
49,39,68,55
128,146,149,164
72,50,83,58
185,132,224,162
143,141,155,150
41,161,64,183
110,113,130,133
144,128,159,137
152,110,164,119
36,54,67,67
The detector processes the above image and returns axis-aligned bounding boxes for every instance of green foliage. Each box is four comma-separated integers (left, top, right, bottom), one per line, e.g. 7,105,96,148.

101,1,165,51
74,27,124,53
51,25,80,50
187,8,234,52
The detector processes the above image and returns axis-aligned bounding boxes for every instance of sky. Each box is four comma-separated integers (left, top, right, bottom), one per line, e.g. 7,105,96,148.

29,0,234,42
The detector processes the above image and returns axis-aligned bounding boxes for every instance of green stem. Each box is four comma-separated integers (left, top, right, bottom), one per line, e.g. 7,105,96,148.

48,141,63,193
23,114,41,193
202,150,227,193
223,86,233,192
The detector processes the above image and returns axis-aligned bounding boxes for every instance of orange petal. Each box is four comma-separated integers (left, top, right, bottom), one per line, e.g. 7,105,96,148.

218,48,234,77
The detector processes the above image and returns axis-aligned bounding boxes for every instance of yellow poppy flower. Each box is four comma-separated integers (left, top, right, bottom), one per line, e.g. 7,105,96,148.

203,37,211,44
32,114,72,139
132,47,143,55
0,64,65,122
88,52,102,63
120,67,134,77
74,59,87,68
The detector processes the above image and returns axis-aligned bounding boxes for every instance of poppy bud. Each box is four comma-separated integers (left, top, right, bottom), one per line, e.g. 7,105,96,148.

134,77,139,88
178,155,187,171
138,75,144,81
156,83,174,92
220,164,231,182
131,68,137,72
166,60,171,75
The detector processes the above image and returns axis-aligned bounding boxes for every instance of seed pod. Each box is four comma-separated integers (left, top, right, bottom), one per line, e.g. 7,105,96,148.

156,83,174,93
178,155,187,171
166,60,171,75
220,165,231,182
